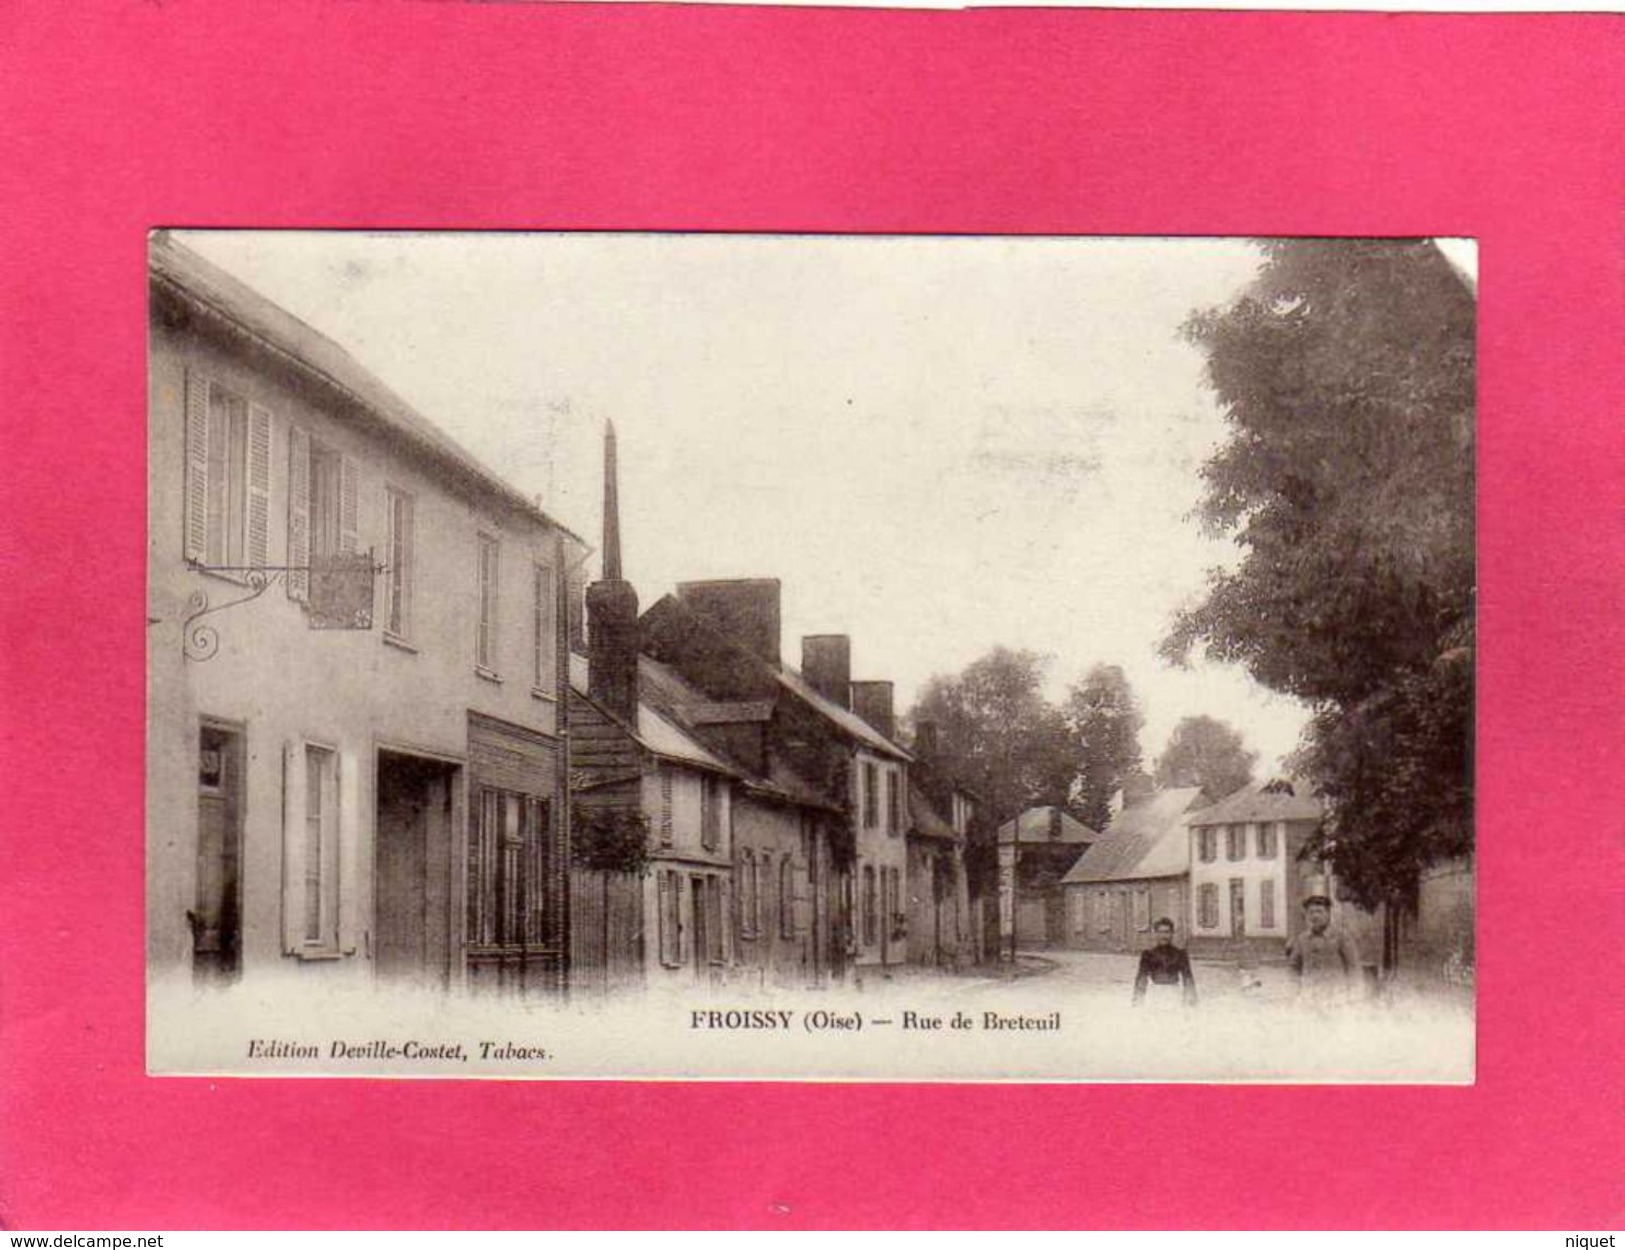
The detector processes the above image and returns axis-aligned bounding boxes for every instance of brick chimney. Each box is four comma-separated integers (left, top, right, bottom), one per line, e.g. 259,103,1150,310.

849,680,895,742
677,579,781,666
914,720,939,760
801,635,851,708
586,422,639,724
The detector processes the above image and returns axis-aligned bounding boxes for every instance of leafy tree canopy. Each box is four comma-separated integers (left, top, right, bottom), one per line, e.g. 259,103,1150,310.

1153,715,1256,800
909,647,1077,832
1166,239,1475,906
1064,663,1145,830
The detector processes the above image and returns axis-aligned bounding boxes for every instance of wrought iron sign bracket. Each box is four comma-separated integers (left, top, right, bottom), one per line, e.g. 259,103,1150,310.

183,554,384,662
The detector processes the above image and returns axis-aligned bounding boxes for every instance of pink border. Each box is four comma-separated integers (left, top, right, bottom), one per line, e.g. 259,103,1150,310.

4,3,1623,1230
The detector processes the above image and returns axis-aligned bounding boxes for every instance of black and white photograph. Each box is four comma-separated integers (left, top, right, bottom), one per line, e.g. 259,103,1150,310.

146,230,1476,1081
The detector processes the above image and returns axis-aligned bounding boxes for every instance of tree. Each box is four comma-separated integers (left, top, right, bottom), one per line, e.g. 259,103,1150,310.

1064,664,1145,830
1165,239,1474,910
909,647,1077,831
1153,715,1256,800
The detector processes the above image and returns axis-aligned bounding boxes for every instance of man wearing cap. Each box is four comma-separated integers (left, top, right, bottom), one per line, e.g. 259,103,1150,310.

1286,890,1363,1005
1132,918,1198,1008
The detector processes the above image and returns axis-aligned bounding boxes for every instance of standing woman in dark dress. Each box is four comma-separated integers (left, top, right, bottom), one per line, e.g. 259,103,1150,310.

1133,917,1199,1008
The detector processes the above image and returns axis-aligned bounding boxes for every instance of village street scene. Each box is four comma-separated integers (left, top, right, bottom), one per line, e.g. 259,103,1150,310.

146,231,1475,1080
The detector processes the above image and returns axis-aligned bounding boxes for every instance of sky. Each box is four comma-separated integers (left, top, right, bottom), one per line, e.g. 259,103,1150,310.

175,230,1318,775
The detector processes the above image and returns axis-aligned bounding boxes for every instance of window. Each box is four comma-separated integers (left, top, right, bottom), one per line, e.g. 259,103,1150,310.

282,740,341,957
1256,822,1277,859
286,428,357,603
1197,828,1217,863
885,769,901,835
862,761,879,829
1198,883,1219,929
1094,891,1112,933
737,849,758,938
862,865,878,945
779,856,795,938
884,867,901,940
1133,889,1151,932
475,534,500,672
659,768,673,846
384,487,414,640
303,746,335,945
1260,877,1278,929
184,371,271,574
658,871,682,966
1069,890,1085,935
532,562,553,691
701,775,722,851
1226,824,1246,861
704,876,725,963
467,789,548,950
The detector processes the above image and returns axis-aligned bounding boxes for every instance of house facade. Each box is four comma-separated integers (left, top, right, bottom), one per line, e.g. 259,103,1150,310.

148,236,583,996
1060,786,1208,951
568,652,745,990
905,722,974,967
1185,781,1325,961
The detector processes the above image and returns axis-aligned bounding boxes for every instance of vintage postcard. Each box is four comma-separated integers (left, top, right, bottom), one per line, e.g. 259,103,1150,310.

146,229,1475,1082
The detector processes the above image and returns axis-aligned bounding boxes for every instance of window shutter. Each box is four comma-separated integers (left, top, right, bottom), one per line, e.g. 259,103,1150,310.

339,454,359,554
247,404,272,568
287,426,310,602
337,751,360,954
281,741,308,954
184,369,210,564
399,493,414,637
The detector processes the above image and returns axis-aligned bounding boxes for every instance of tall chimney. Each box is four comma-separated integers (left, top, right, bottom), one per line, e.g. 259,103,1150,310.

914,720,939,760
801,635,851,707
849,680,896,742
586,421,639,724
676,579,781,666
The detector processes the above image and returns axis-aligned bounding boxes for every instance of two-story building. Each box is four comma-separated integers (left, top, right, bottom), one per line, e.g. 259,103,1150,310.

147,235,584,997
1185,780,1325,961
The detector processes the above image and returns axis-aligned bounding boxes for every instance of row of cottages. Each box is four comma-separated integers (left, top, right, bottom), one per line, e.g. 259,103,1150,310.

148,236,587,995
639,586,928,982
1059,786,1210,950
566,429,976,989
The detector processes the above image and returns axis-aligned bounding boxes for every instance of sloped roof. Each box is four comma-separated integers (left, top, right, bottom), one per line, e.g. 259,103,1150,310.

150,234,585,549
1186,779,1324,827
996,806,1098,845
774,664,911,762
642,594,910,762
908,785,959,843
1061,787,1206,884
569,654,738,776
604,653,841,813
